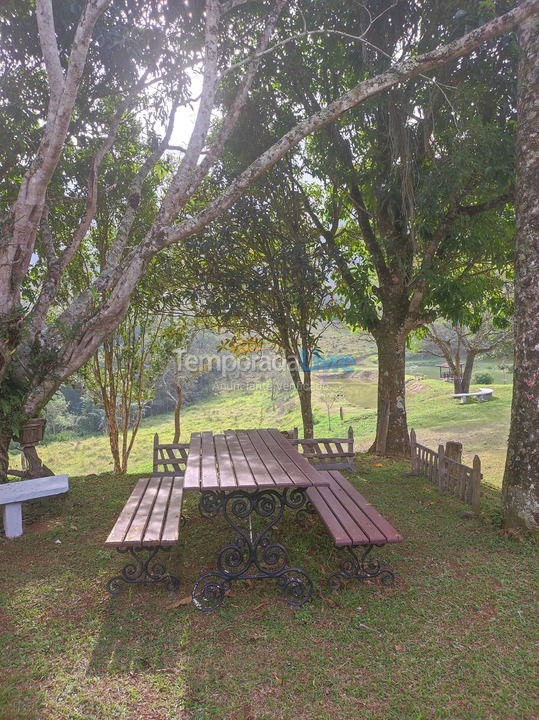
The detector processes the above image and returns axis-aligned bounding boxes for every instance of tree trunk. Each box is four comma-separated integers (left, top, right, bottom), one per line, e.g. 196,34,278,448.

461,351,477,393
297,374,314,438
0,433,10,482
107,418,122,474
372,328,410,457
502,13,539,533
286,356,314,438
173,383,182,444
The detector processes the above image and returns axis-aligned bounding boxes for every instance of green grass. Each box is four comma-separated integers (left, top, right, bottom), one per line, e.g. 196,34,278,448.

1,456,537,720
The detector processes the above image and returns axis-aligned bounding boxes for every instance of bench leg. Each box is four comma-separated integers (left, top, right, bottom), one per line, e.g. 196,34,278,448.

106,546,180,594
3,502,23,538
327,544,395,591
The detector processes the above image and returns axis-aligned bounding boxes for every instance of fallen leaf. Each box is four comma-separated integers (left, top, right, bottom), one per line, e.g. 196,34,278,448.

374,462,384,467
166,595,192,609
395,644,403,651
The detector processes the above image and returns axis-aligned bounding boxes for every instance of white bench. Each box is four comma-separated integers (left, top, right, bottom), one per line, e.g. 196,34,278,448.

0,475,69,538
453,387,493,404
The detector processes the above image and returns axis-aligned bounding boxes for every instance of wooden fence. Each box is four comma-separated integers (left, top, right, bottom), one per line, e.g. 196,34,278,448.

410,429,482,513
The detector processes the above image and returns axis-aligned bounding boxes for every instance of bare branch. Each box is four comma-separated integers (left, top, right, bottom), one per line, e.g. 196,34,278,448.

35,0,64,119
1,0,112,319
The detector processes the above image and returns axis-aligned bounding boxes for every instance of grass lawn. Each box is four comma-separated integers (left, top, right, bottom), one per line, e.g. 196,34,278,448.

1,456,537,720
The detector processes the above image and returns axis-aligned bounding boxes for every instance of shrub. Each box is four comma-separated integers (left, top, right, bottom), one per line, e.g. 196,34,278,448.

474,372,494,384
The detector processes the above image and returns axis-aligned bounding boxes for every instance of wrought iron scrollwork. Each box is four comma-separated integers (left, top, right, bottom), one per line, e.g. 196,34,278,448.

327,544,395,591
199,490,223,518
106,546,180,594
193,488,314,611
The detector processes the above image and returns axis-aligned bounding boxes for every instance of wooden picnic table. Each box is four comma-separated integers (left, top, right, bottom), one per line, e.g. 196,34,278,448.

185,428,330,611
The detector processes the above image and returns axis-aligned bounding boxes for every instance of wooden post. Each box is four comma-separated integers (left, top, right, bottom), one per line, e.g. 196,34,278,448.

471,455,481,513
340,406,344,421
410,429,418,474
347,426,354,453
437,444,446,490
153,433,159,474
445,441,463,464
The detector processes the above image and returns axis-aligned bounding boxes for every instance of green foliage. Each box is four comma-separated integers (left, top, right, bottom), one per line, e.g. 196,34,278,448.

474,371,494,384
42,392,78,437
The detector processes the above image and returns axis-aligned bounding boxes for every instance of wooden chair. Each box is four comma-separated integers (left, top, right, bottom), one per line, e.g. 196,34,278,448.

291,426,354,471
152,434,189,477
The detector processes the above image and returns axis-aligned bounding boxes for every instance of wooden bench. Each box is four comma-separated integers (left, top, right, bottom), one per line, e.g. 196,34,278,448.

453,387,493,404
105,475,184,593
153,434,189,476
307,470,403,588
291,426,355,471
1,475,69,538
292,430,403,589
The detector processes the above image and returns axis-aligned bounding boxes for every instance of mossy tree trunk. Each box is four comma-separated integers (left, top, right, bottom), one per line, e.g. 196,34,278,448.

502,12,539,533
372,325,410,457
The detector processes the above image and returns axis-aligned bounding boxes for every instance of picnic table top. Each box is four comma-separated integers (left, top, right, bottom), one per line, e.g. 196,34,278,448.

183,428,331,491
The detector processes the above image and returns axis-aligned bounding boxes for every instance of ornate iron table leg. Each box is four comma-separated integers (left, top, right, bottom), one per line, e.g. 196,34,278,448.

327,544,395,591
106,546,180,594
193,489,314,611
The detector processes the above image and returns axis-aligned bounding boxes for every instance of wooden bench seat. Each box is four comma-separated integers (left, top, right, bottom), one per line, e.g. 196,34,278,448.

307,470,403,588
105,476,184,593
307,470,403,547
105,476,184,547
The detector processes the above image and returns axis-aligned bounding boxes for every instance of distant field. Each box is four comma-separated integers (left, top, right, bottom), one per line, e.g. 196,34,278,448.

16,368,511,489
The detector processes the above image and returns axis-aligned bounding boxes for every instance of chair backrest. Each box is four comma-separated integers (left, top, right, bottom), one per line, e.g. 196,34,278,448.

291,426,354,471
281,427,299,440
152,434,189,476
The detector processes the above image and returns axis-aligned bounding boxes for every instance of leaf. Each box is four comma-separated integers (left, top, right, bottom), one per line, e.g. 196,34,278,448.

166,595,192,609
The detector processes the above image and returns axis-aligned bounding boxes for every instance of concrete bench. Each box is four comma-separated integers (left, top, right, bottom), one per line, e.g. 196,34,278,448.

453,387,493,404
0,475,69,537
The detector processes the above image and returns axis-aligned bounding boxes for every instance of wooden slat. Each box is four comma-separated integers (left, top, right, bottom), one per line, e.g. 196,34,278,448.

105,477,151,546
161,478,184,544
184,433,202,489
306,487,352,545
242,429,295,487
142,476,174,546
214,433,237,488
315,482,372,545
224,431,258,488
201,431,219,489
330,471,403,544
123,476,161,545
265,428,329,486
235,431,275,487
320,477,387,545
302,451,355,459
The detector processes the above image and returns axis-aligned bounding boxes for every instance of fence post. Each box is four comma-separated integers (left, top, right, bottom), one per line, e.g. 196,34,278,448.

445,440,463,464
437,444,445,490
410,429,418,474
153,433,159,474
471,455,481,513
